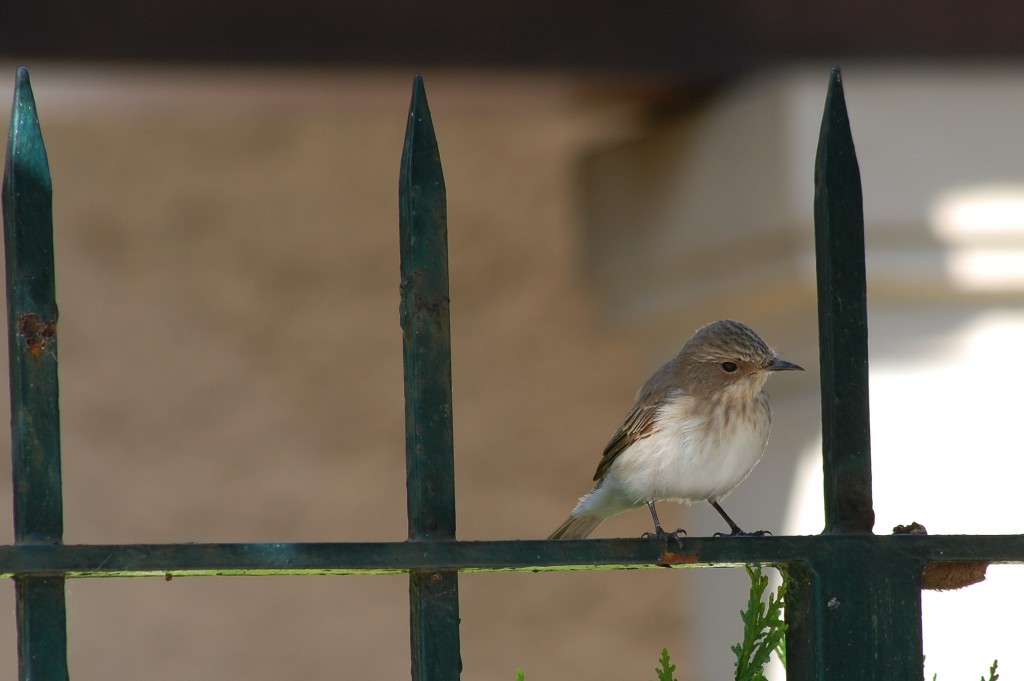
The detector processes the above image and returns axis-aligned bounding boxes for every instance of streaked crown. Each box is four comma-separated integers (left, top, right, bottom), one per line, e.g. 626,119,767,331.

682,319,774,366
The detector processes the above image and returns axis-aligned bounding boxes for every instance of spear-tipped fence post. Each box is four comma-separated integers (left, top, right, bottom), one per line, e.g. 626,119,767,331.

3,66,69,681
399,74,462,681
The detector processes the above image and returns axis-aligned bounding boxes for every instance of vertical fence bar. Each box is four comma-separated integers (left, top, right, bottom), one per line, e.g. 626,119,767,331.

782,563,822,681
399,75,461,681
2,67,69,681
786,66,923,681
813,67,874,536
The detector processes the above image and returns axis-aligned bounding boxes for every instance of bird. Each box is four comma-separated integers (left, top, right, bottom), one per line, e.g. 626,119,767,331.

549,319,803,540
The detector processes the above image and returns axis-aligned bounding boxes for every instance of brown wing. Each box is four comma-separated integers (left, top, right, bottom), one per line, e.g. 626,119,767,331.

592,400,659,482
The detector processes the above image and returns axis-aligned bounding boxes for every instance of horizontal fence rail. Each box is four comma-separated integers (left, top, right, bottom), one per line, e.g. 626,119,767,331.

3,65,1023,681
0,535,1019,577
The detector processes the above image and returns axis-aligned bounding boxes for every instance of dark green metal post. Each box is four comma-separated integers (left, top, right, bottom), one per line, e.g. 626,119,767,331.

786,548,924,681
785,67,923,681
814,67,873,536
399,75,461,681
3,67,69,681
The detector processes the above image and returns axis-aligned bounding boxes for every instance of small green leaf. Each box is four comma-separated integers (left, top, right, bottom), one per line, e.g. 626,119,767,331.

651,647,678,681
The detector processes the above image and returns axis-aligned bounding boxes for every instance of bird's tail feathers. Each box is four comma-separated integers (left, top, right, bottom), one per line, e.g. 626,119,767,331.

548,513,603,539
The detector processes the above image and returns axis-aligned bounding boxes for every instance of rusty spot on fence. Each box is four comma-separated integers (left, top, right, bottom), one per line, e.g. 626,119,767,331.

892,521,927,536
657,549,698,567
893,521,988,590
922,561,988,591
17,313,56,358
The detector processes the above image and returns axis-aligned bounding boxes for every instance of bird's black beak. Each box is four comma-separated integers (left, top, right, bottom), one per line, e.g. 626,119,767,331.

767,358,804,372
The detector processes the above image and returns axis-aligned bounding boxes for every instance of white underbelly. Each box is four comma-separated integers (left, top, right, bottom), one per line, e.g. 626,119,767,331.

606,406,770,505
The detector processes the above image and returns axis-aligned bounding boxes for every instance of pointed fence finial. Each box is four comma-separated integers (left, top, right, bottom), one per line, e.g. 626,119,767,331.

3,65,70,681
398,74,462,681
814,66,874,535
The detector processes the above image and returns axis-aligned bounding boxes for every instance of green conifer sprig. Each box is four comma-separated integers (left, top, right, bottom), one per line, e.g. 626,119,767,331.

650,647,678,681
732,565,787,681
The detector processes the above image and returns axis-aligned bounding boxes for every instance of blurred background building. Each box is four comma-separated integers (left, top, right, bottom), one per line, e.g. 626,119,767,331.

1,4,1023,679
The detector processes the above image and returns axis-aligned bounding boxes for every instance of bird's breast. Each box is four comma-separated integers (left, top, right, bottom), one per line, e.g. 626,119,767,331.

608,394,771,504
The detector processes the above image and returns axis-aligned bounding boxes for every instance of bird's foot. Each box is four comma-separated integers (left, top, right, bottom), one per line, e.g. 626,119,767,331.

713,528,772,538
642,527,688,544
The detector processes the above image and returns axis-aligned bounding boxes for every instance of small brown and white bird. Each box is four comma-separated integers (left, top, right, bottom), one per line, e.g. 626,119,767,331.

549,319,802,540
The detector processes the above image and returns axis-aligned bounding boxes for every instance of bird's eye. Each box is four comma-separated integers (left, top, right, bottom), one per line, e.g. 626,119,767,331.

721,361,738,373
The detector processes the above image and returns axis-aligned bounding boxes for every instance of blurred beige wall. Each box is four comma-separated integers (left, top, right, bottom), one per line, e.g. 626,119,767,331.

0,66,709,681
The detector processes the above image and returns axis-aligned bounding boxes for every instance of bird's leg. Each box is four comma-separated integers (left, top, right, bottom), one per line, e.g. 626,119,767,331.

641,500,687,542
710,500,771,537
642,500,666,539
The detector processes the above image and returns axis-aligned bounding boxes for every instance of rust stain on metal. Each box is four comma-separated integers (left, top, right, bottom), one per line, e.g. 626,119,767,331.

922,561,988,591
17,313,56,358
657,549,698,567
893,521,988,590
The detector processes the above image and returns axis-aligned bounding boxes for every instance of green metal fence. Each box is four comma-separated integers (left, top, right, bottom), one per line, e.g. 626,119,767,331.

3,65,1024,680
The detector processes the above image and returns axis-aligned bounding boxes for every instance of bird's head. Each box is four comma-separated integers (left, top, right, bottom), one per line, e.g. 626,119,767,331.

679,319,803,404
